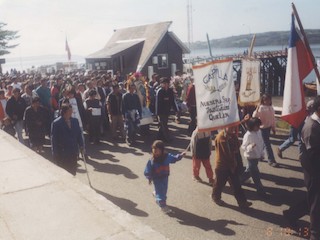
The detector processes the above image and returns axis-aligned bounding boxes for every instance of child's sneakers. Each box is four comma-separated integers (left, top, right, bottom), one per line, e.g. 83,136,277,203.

161,206,173,214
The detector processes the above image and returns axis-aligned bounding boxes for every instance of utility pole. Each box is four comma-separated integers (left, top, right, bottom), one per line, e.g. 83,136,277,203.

187,0,193,52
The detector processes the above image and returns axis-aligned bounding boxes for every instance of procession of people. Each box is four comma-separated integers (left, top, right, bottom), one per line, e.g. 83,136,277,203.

0,67,319,239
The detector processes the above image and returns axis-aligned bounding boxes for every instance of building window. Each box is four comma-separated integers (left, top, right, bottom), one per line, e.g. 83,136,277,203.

157,54,168,69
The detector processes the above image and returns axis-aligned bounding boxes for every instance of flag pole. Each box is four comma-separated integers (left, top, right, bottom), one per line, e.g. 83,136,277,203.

206,33,213,58
292,2,320,84
248,34,256,58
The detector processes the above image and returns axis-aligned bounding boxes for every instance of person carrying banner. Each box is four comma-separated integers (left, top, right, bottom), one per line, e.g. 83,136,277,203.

190,127,214,185
282,100,315,230
211,126,252,209
252,94,279,167
300,96,320,240
186,78,197,135
155,77,179,142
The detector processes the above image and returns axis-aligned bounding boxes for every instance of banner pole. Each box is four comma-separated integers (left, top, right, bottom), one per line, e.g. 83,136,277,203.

292,3,320,85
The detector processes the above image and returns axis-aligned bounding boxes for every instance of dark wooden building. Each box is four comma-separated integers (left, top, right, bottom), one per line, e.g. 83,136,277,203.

86,22,190,78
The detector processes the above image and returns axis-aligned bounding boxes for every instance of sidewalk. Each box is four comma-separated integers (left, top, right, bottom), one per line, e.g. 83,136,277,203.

0,130,167,240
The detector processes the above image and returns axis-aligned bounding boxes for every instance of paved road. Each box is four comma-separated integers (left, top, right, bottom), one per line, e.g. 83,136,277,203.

40,116,309,240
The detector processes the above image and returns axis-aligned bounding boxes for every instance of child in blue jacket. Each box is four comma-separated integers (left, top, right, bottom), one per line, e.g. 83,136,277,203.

144,140,185,213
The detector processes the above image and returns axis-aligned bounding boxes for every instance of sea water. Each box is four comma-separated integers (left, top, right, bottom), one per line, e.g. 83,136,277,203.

2,44,320,82
188,44,320,83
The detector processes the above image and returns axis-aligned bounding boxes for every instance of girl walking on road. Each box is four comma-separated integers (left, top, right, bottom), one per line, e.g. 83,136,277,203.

144,140,185,213
253,94,279,167
241,117,268,198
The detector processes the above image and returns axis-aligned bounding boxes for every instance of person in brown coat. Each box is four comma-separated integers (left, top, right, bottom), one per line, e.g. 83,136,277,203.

211,126,252,209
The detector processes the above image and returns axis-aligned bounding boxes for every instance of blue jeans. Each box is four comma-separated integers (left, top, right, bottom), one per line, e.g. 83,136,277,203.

261,127,276,163
279,126,299,152
153,176,169,207
125,110,139,142
126,118,136,141
241,158,264,191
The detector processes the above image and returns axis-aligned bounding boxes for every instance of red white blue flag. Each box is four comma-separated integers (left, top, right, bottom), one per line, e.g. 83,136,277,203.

281,14,313,128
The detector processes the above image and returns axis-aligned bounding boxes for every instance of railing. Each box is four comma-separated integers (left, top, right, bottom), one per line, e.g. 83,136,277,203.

186,50,288,65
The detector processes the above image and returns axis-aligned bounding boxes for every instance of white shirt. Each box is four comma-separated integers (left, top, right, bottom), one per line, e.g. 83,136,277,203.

11,82,21,90
241,130,265,159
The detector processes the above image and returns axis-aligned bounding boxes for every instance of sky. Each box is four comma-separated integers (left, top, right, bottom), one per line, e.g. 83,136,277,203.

0,0,319,59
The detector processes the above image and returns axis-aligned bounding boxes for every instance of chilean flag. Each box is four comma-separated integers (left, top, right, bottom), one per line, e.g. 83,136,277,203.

65,38,71,61
281,14,313,128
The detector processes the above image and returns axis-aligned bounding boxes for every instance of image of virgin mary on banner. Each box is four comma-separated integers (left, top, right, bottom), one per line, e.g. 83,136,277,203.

238,59,261,106
193,58,240,131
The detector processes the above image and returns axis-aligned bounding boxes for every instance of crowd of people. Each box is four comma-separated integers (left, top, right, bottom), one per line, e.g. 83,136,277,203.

1,67,320,239
0,68,194,167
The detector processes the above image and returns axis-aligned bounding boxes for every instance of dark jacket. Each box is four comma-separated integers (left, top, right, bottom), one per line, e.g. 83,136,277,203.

155,87,178,115
107,92,122,116
6,96,27,121
122,92,142,117
300,115,320,176
51,117,83,159
24,105,47,138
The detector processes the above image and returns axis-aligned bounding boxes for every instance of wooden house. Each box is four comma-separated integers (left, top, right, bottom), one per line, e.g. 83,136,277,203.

86,21,190,78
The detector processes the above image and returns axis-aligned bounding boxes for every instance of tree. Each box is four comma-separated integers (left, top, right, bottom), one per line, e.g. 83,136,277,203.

0,22,19,56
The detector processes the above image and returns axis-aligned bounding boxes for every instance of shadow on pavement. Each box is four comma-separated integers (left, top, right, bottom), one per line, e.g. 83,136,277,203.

168,206,241,236
260,172,305,188
88,140,144,157
93,188,149,217
86,158,139,179
277,162,303,173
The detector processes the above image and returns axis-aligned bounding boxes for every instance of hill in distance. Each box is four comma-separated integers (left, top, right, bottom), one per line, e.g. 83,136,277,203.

190,29,320,49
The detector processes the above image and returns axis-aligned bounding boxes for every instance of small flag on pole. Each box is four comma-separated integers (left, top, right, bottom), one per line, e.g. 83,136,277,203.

281,14,313,128
65,38,71,61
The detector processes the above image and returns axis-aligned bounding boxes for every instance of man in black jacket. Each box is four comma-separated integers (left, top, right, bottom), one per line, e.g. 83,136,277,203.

155,77,178,142
107,83,125,140
6,88,27,144
122,83,142,145
24,97,47,151
300,95,320,240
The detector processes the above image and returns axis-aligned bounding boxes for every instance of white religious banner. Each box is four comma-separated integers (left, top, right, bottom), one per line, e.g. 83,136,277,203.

193,58,240,131
238,59,261,106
